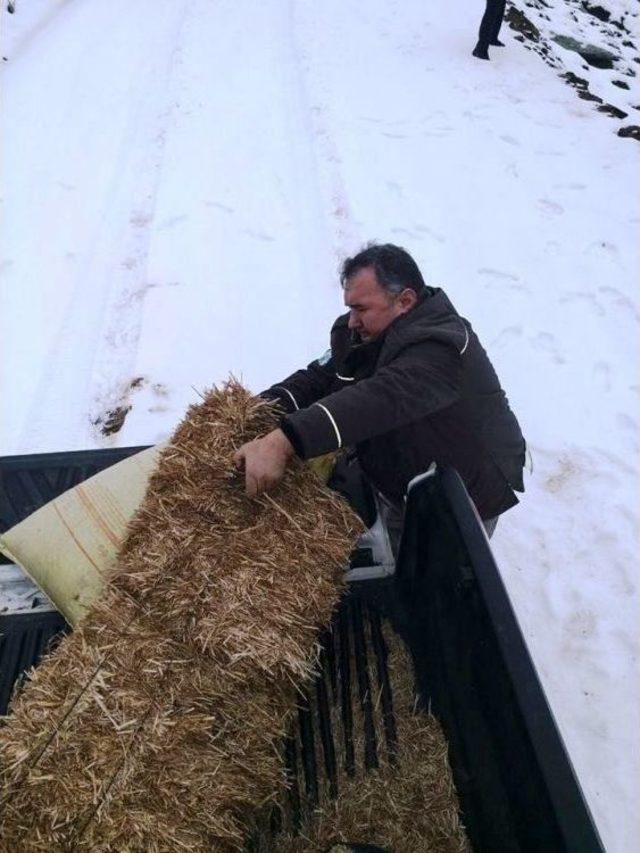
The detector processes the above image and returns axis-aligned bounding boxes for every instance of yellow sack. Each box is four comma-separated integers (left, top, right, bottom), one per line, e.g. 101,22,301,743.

0,445,164,626
307,451,338,484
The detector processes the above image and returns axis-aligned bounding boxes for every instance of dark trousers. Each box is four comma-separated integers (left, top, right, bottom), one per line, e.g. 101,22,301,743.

477,0,506,48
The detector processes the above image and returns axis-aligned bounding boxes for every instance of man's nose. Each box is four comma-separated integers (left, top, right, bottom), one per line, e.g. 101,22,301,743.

348,311,359,330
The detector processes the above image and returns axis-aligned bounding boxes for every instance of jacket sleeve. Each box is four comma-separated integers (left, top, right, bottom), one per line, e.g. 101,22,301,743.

261,350,336,415
280,340,461,458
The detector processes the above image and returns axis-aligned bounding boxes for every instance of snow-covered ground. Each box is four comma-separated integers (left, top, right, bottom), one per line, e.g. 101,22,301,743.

1,1,638,849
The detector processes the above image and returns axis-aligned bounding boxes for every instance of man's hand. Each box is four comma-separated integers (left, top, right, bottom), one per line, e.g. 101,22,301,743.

233,428,295,497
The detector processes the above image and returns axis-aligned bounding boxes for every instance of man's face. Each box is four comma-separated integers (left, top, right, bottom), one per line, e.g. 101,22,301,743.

344,266,415,342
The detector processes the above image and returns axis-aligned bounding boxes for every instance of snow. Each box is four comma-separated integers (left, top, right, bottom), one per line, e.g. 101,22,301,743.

1,0,638,849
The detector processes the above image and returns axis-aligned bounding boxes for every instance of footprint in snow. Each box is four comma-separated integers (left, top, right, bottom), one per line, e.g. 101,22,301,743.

415,224,446,244
543,240,562,255
585,240,619,257
205,201,234,214
530,331,566,364
386,181,403,198
559,291,606,316
537,198,564,215
598,286,640,321
499,134,520,146
491,325,523,348
592,361,611,392
553,182,586,191
130,211,152,228
242,228,275,243
462,109,488,121
478,267,520,281
534,148,564,157
391,226,417,238
594,446,636,477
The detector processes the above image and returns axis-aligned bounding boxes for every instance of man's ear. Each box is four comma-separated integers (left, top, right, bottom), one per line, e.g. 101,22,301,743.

398,288,418,314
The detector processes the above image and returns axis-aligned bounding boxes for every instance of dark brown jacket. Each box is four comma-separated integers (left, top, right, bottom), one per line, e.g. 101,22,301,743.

265,289,526,519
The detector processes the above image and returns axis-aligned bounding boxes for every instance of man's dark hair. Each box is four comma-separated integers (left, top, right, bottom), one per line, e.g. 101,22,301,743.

340,243,426,295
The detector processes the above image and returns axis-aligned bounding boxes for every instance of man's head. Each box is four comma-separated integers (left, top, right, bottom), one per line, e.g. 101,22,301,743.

340,243,426,342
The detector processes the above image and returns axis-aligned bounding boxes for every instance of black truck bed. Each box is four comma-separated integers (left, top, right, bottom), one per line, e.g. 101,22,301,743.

0,449,603,852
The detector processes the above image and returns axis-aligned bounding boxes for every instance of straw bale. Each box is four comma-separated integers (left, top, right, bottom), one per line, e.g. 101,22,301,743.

0,381,361,852
270,620,472,853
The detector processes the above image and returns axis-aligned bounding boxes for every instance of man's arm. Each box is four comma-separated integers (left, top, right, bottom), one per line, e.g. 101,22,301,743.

235,341,459,496
281,340,462,458
261,353,336,414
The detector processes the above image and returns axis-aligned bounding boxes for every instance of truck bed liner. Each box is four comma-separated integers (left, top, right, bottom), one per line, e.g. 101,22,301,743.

0,449,604,852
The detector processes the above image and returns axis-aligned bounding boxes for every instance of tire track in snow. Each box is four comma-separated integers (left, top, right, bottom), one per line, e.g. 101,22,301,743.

287,2,363,268
16,3,193,451
86,23,194,445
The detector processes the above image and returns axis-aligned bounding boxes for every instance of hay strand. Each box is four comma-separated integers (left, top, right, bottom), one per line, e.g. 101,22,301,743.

269,616,472,853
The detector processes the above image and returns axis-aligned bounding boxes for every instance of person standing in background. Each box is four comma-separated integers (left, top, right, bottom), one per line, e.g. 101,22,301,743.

473,0,507,60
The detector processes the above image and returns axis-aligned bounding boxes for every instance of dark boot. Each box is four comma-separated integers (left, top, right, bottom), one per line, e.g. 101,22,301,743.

490,38,505,46
472,42,490,60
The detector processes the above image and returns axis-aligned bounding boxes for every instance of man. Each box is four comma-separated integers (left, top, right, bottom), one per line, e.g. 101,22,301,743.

472,0,507,61
234,243,525,545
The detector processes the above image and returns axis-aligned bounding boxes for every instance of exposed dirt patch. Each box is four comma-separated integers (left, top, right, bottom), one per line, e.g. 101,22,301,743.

91,376,146,436
508,0,639,134
506,7,541,43
545,455,579,494
91,376,172,436
618,124,640,141
597,103,628,118
97,405,132,436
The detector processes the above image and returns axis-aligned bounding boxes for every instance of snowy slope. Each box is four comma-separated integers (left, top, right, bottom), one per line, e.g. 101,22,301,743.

1,1,638,850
